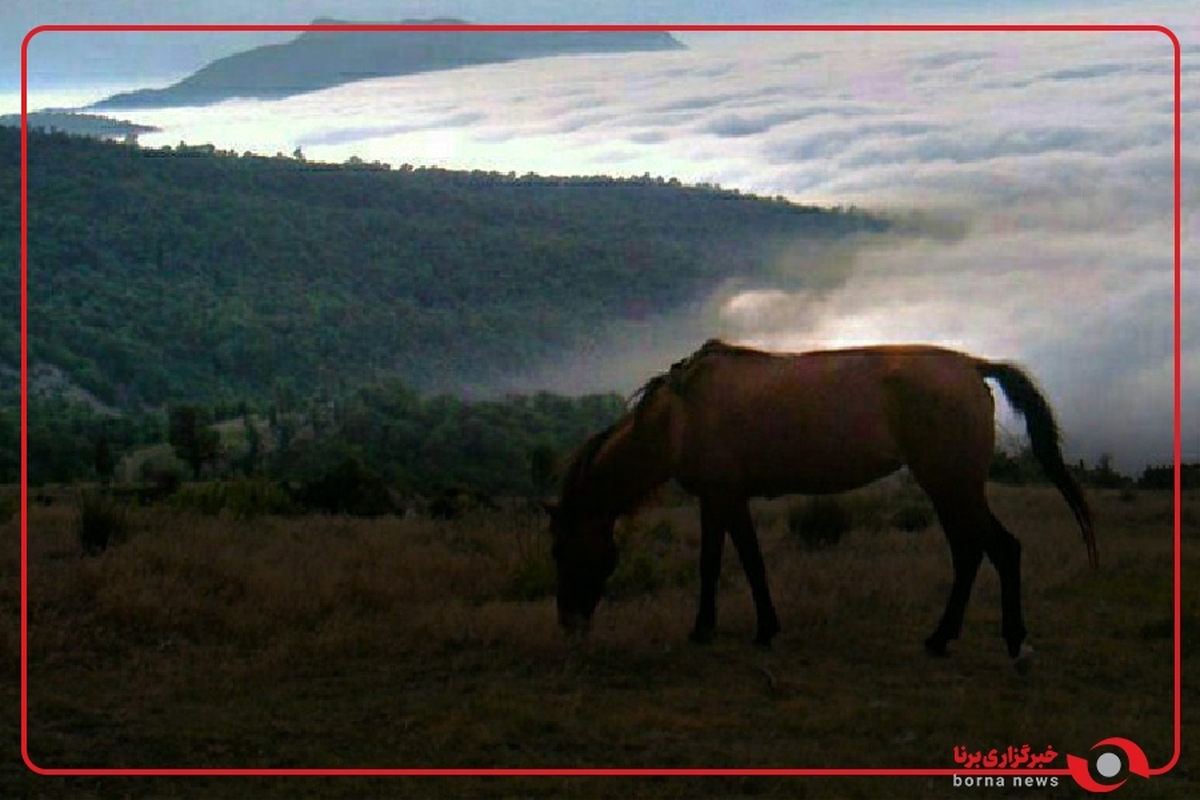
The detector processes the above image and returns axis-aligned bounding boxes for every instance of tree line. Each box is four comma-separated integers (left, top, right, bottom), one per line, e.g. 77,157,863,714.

16,380,627,498
14,381,1190,502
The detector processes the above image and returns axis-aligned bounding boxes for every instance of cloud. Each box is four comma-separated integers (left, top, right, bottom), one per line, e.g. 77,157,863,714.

96,23,1191,470
299,111,487,146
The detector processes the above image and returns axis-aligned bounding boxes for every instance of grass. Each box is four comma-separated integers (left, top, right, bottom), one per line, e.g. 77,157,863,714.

5,483,1198,798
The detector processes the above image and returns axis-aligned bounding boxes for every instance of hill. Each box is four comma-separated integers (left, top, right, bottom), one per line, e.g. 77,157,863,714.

5,126,888,413
0,111,159,140
90,19,686,110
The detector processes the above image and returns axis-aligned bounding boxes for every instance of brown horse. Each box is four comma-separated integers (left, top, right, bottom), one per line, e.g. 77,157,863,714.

545,339,1097,669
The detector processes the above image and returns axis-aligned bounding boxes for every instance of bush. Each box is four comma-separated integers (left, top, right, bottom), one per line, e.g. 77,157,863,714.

222,478,299,518
607,549,665,599
75,489,129,555
289,458,394,517
890,502,934,532
425,484,498,520
171,478,298,519
170,482,226,516
143,466,182,500
503,554,556,601
788,497,851,550
0,494,17,525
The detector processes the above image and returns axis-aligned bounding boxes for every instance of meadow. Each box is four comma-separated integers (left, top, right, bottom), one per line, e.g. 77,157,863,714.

5,482,1196,798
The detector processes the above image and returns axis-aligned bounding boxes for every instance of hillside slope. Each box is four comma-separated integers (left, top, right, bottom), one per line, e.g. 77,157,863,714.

5,128,887,410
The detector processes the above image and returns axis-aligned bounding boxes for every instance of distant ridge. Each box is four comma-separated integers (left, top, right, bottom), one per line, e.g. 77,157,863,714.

0,111,159,139
90,18,686,109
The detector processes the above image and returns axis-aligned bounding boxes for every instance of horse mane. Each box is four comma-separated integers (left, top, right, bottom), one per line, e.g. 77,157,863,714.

628,338,763,416
557,419,669,521
557,422,621,511
558,339,764,515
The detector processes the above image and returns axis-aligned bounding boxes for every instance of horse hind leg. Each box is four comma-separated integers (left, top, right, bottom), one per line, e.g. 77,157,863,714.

983,511,1031,670
923,495,1030,670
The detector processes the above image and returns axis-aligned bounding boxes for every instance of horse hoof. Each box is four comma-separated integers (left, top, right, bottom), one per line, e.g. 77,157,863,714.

753,619,780,648
1013,643,1034,674
753,630,777,649
924,638,950,658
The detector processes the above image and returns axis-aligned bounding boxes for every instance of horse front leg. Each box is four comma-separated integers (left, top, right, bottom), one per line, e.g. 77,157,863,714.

925,531,983,658
727,499,781,647
689,495,726,644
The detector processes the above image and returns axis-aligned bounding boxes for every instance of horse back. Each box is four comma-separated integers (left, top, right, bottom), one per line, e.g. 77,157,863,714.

666,345,994,494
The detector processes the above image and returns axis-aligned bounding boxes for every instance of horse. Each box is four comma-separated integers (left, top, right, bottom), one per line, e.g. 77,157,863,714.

544,339,1097,670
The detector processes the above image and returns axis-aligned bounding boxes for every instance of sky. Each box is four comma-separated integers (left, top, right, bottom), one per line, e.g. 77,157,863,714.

3,0,1105,90
4,1,1196,471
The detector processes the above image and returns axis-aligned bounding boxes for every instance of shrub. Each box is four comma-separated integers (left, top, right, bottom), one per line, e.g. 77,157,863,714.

425,484,498,520
837,491,893,533
170,478,298,519
144,466,182,500
645,519,676,551
75,489,129,555
0,494,17,525
503,554,556,601
289,458,394,517
221,478,299,519
170,482,227,516
890,502,934,532
788,497,850,550
607,549,665,599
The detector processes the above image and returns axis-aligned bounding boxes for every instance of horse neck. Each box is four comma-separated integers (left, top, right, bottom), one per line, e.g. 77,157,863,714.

582,413,672,518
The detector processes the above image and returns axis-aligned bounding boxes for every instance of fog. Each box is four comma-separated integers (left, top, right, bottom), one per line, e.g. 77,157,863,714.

42,20,1198,471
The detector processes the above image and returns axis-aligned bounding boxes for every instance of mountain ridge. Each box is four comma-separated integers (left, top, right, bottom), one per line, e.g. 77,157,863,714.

89,18,686,110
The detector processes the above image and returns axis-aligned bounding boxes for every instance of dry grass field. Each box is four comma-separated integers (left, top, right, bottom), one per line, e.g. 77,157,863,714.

4,482,1197,798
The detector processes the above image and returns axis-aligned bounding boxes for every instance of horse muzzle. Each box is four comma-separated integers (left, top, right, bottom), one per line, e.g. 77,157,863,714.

558,611,592,636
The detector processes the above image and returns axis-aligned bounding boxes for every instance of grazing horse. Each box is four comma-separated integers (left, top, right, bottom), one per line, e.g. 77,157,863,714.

545,339,1096,670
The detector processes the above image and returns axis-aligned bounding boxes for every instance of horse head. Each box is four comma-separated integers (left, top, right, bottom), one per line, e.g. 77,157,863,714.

543,500,618,635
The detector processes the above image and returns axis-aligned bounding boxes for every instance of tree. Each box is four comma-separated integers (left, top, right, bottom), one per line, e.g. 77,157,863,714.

530,444,559,497
242,418,262,476
168,406,220,479
93,433,114,484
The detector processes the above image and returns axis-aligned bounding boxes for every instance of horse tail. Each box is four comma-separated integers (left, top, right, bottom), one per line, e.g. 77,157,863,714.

977,360,1098,569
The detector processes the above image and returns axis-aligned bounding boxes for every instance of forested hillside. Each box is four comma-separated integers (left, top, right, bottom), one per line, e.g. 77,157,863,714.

5,126,886,411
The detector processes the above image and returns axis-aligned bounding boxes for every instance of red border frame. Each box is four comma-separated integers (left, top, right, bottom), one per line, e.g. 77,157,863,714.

20,22,1183,781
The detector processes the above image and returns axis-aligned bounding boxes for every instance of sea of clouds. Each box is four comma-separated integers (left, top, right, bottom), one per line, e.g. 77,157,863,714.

76,22,1196,470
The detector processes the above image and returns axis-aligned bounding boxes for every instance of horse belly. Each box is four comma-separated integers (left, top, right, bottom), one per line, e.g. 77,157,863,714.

747,407,901,493
678,388,903,495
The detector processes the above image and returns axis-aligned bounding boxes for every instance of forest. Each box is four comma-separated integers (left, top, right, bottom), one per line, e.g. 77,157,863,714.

1,126,894,492
4,126,886,407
